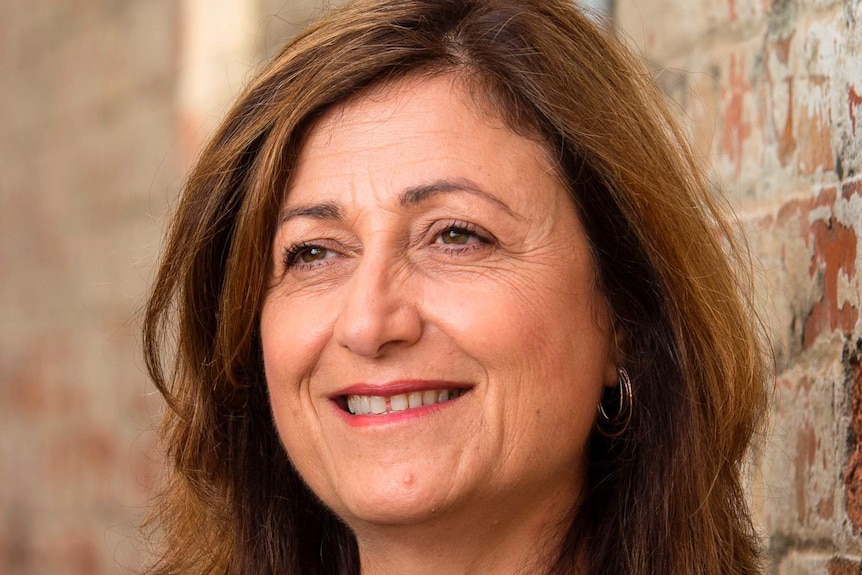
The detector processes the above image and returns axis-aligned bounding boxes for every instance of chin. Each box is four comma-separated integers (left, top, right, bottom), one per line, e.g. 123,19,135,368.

327,465,461,527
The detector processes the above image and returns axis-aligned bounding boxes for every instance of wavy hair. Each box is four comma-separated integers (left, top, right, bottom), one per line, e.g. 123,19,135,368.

143,0,769,573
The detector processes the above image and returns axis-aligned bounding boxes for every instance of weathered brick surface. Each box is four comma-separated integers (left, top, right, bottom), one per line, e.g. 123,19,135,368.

776,552,862,574
618,0,862,569
1,1,178,573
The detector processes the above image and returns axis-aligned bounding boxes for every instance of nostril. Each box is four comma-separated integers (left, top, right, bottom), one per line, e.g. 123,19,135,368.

334,291,423,358
329,256,425,358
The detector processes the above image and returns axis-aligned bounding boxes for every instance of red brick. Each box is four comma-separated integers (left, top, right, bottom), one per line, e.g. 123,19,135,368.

721,53,753,178
849,85,862,137
802,216,858,347
797,100,835,174
827,557,861,575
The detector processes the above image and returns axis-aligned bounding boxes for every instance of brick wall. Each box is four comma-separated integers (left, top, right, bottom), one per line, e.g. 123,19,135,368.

0,1,179,573
617,0,862,571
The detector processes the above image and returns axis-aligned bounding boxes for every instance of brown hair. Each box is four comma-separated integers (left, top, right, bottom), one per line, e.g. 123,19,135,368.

143,0,769,573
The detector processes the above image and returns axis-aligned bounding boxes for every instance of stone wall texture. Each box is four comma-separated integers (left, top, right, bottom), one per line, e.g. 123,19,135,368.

617,0,862,571
1,0,858,573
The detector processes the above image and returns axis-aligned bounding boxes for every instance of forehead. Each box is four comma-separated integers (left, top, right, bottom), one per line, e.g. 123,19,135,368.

284,74,562,209
307,73,514,148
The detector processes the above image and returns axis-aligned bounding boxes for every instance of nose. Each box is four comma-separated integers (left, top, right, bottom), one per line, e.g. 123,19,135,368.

333,255,422,358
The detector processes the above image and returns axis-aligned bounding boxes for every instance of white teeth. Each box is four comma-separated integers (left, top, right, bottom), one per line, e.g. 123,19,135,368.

370,396,387,414
345,389,464,415
408,392,423,409
390,394,408,412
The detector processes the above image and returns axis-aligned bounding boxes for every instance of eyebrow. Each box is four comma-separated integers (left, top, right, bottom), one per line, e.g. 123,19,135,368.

279,201,342,224
278,178,516,225
398,178,516,217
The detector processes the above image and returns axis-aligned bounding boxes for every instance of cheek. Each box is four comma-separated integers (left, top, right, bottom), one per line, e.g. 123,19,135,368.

259,298,335,449
261,296,335,384
260,301,334,489
425,274,610,429
426,272,609,367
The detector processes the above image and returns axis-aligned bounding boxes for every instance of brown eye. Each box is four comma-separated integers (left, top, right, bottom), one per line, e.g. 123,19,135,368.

299,246,328,263
441,228,472,245
283,243,334,269
437,225,485,246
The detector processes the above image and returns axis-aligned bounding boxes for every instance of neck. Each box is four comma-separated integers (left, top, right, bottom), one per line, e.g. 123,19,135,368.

352,484,579,575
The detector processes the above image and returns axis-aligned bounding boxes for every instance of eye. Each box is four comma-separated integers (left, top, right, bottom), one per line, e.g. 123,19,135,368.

435,223,488,247
282,242,336,269
439,228,474,245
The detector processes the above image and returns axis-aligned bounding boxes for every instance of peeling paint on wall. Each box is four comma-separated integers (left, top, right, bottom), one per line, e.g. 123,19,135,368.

617,0,862,566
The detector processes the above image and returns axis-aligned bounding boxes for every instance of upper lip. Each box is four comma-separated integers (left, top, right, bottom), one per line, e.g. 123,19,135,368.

329,379,473,399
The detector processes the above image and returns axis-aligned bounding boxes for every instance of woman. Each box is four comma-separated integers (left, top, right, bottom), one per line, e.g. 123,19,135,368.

143,0,769,573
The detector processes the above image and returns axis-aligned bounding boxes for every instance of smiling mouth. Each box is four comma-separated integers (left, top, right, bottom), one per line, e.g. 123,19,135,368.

344,389,467,416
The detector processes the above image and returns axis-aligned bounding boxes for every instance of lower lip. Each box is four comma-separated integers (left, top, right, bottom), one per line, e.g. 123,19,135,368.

331,392,468,428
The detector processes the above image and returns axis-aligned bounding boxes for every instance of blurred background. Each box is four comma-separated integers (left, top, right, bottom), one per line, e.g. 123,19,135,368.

1,0,860,573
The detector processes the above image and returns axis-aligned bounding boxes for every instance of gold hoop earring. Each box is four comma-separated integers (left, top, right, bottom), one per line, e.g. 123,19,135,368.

596,367,633,438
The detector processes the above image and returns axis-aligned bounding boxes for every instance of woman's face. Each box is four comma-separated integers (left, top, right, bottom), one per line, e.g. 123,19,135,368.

261,75,617,532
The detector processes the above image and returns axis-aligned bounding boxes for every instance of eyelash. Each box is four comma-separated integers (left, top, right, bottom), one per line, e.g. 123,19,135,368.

281,221,492,271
